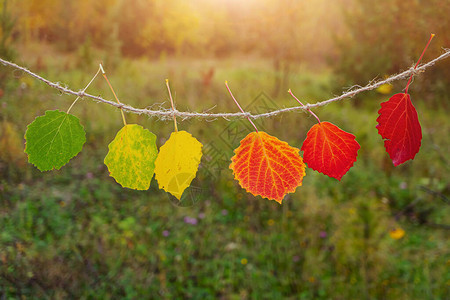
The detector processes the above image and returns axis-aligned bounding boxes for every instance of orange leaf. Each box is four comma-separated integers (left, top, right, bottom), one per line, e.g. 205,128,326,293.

301,122,360,180
230,132,306,204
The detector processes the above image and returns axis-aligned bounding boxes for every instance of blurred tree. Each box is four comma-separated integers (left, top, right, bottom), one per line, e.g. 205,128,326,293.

243,0,341,97
113,0,154,56
9,0,344,64
0,0,16,88
18,0,61,43
114,0,200,57
334,0,450,106
182,0,234,57
252,0,308,97
0,0,15,60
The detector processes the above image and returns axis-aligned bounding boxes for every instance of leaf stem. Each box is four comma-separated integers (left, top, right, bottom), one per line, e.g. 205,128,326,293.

100,64,127,126
288,89,321,123
166,79,178,132
405,33,435,94
225,81,259,133
67,66,101,114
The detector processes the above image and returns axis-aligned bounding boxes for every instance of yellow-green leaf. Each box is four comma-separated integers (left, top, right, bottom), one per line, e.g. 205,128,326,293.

104,124,157,190
376,83,393,94
154,130,203,200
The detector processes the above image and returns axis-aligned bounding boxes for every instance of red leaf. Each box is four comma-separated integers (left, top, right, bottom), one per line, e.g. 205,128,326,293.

376,93,422,166
301,122,360,180
230,131,306,204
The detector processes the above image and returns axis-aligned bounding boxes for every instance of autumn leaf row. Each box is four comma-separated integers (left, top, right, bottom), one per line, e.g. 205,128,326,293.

24,88,422,204
229,91,422,203
229,34,431,203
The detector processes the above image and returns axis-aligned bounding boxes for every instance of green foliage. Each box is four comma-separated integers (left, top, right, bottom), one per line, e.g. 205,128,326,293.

24,110,86,171
0,167,448,299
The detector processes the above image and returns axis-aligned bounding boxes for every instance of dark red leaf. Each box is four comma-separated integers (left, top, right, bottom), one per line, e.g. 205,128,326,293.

301,122,360,180
376,93,422,166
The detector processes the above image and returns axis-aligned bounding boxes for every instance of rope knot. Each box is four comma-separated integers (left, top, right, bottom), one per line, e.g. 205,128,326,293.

409,66,423,76
244,112,253,119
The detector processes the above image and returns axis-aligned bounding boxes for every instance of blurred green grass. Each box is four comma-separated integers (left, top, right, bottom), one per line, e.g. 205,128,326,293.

0,43,449,299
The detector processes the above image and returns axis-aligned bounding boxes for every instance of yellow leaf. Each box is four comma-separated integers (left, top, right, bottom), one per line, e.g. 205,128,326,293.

104,124,158,190
376,83,393,95
154,131,203,200
389,227,405,240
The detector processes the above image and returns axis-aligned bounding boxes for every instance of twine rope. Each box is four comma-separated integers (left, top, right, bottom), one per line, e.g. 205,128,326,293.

1,48,449,121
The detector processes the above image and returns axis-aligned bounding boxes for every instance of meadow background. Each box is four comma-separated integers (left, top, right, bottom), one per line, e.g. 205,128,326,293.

0,0,449,298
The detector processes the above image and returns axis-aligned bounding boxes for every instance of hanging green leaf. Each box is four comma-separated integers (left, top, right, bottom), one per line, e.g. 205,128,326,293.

24,110,86,171
104,124,158,190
